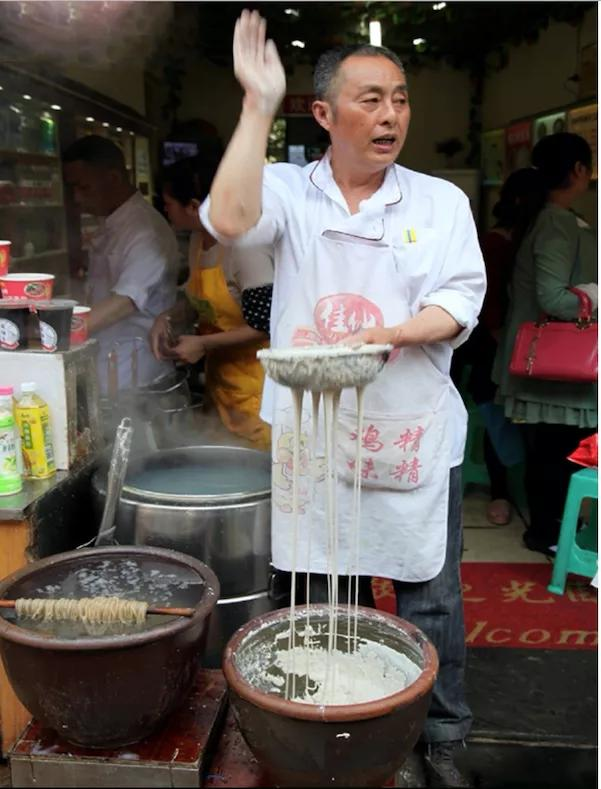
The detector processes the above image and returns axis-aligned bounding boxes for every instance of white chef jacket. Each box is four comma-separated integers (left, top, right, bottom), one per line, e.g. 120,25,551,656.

200,152,486,466
87,192,179,392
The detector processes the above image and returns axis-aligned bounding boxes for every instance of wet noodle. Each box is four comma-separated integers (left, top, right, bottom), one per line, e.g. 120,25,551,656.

15,596,148,634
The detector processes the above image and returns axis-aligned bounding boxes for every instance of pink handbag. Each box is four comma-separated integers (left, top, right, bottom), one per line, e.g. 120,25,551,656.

509,288,598,383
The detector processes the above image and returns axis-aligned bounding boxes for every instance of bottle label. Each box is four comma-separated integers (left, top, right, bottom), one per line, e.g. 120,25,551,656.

0,318,20,350
40,320,57,352
16,405,55,478
0,413,21,493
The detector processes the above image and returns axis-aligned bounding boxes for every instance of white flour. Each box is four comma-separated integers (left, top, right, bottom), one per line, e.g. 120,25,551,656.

273,638,420,705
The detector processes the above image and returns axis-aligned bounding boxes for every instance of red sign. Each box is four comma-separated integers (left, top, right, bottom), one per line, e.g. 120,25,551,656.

505,120,533,173
282,94,315,115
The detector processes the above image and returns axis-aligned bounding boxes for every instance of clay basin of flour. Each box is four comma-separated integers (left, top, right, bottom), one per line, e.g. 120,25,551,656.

223,605,438,787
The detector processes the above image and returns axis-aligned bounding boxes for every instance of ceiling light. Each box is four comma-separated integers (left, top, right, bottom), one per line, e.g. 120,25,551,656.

85,116,95,122
413,38,426,46
291,39,305,48
432,2,446,9
369,20,382,46
116,126,123,132
9,105,21,114
22,94,32,100
129,131,135,136
102,122,110,128
284,8,300,16
0,86,3,91
51,104,61,111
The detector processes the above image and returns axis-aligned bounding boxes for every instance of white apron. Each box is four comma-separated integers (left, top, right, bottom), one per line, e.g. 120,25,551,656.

269,208,453,583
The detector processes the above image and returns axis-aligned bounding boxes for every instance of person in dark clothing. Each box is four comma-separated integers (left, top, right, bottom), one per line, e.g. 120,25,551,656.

452,168,544,524
494,134,597,555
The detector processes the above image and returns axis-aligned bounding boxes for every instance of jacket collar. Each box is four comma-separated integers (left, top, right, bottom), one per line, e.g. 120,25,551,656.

309,148,402,214
104,191,143,231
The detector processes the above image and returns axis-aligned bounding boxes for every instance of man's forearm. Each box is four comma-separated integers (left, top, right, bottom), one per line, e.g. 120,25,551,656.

392,306,462,347
352,306,462,348
88,293,136,334
208,108,274,238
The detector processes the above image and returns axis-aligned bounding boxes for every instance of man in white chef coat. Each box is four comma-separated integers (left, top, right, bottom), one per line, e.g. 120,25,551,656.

201,11,486,787
63,135,178,393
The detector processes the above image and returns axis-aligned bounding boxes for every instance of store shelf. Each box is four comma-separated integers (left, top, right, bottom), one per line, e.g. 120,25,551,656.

0,203,64,209
11,248,68,264
0,150,59,162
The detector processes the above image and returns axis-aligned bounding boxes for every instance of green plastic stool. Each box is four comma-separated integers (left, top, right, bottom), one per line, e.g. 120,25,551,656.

548,467,598,595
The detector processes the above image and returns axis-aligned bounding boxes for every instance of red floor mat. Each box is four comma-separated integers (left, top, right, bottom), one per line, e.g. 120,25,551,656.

373,563,598,650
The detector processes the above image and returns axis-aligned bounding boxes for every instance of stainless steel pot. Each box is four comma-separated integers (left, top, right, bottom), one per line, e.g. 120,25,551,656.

91,446,272,598
99,368,193,454
204,590,274,668
150,401,205,449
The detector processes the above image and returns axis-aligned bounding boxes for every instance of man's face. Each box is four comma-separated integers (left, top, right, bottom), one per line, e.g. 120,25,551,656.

313,55,410,173
63,160,116,216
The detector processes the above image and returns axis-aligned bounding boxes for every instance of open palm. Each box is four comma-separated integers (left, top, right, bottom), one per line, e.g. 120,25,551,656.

233,9,286,116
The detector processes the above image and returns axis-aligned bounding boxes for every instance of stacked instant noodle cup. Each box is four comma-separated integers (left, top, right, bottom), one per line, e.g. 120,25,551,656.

0,241,91,352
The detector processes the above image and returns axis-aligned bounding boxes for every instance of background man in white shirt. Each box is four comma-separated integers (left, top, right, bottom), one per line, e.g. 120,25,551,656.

63,135,178,392
203,12,485,787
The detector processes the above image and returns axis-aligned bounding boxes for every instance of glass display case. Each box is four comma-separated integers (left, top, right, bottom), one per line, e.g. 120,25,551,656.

0,64,156,299
0,93,69,292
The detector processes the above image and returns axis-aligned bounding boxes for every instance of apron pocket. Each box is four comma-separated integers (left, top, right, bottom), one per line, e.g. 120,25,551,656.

336,403,447,492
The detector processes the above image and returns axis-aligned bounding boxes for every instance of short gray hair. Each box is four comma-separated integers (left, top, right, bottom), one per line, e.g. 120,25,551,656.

313,44,405,103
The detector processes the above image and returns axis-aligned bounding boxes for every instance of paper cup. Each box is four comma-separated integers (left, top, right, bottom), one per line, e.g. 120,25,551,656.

0,299,32,350
70,305,92,345
0,241,11,277
0,273,55,301
35,299,76,352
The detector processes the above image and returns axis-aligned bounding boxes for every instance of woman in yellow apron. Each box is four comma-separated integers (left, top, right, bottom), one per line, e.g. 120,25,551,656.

150,155,272,450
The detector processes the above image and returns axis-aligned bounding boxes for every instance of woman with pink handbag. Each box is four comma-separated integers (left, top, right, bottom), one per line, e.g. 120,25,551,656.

493,132,597,556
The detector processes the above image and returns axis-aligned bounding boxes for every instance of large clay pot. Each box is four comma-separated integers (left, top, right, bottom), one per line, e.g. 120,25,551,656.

223,605,438,787
0,545,219,748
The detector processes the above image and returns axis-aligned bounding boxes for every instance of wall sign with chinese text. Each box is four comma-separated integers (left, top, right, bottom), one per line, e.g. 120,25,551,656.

568,103,598,180
505,120,532,174
282,95,315,115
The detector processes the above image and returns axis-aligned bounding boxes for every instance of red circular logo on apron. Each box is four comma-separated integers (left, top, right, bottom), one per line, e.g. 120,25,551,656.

293,293,384,345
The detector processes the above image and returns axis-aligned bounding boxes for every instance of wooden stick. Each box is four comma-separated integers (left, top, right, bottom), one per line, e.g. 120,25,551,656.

0,600,195,617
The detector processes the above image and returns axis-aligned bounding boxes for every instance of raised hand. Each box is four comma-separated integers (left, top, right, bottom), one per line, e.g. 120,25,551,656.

233,9,286,116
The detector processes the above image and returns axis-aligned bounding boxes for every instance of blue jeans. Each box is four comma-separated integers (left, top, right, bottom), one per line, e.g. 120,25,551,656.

393,465,472,743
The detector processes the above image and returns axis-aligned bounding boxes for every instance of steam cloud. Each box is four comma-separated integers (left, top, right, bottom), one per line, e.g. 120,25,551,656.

0,1,173,67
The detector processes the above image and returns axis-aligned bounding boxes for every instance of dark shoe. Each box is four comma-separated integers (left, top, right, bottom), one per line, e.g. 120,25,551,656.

522,530,556,557
423,742,472,788
395,748,427,788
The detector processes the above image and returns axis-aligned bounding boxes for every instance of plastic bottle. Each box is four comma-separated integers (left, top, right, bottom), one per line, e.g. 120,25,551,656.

15,383,56,479
39,112,57,156
0,386,23,496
